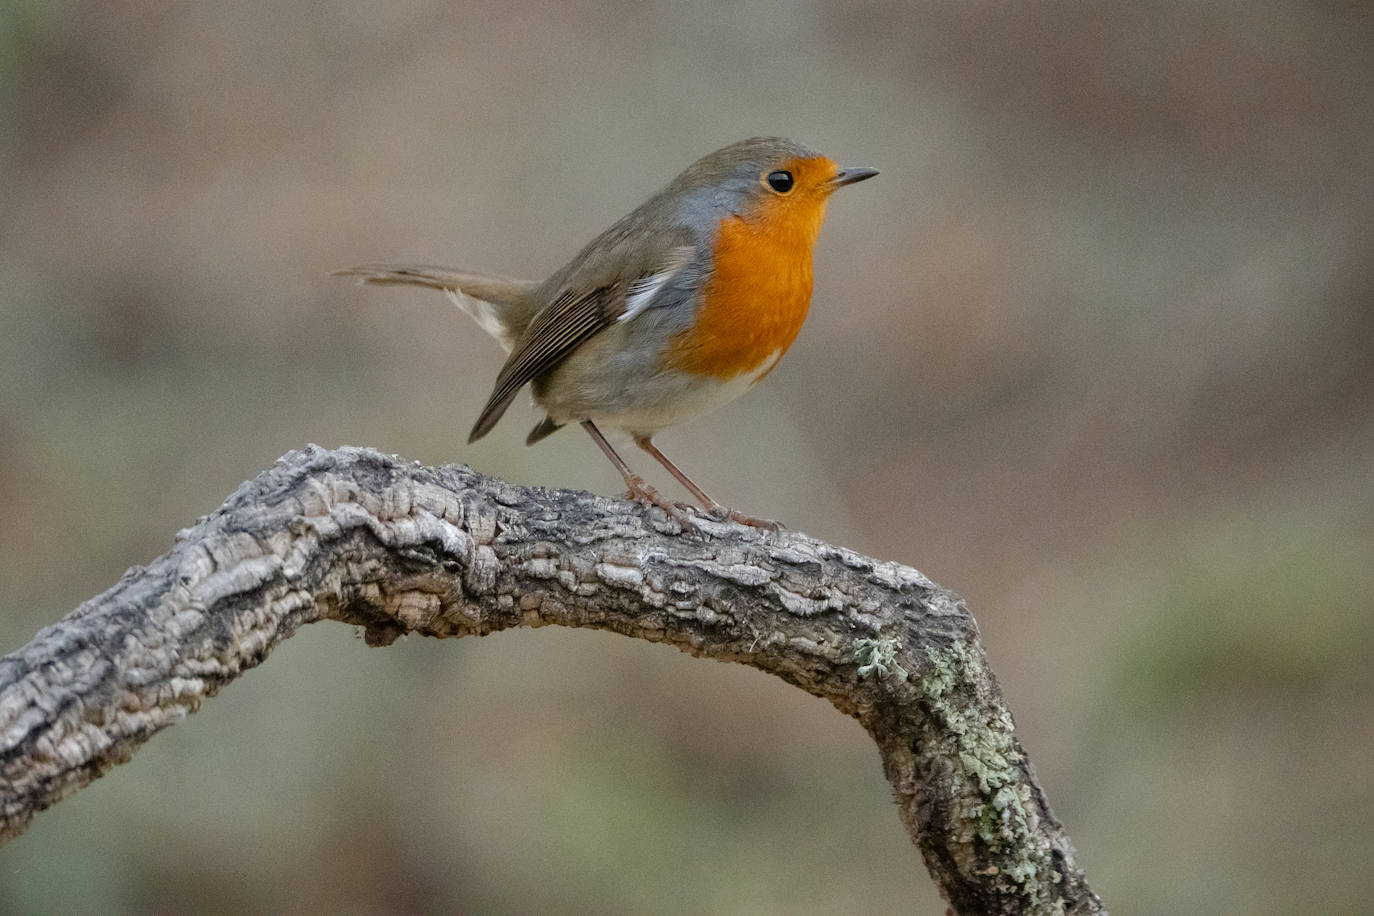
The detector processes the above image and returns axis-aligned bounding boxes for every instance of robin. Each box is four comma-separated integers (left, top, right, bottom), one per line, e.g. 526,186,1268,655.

336,137,877,528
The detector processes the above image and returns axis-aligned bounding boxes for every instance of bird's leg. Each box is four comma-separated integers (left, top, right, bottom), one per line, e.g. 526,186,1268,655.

633,436,779,530
580,421,691,523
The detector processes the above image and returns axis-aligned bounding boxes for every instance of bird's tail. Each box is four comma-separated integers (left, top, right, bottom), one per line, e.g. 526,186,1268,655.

332,264,540,353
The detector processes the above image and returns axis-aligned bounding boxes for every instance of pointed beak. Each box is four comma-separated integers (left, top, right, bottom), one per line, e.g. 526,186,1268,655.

829,166,879,190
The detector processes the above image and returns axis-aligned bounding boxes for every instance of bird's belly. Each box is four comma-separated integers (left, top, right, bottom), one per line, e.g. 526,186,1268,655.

588,352,779,434
535,333,781,437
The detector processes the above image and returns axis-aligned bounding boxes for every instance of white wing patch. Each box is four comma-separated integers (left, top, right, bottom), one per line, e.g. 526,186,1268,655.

619,246,695,323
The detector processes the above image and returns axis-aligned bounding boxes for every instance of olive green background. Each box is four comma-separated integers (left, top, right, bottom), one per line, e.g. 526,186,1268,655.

2,2,1371,912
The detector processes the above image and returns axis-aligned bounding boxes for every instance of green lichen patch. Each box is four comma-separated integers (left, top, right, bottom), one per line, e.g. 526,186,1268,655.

922,641,1048,905
852,636,909,682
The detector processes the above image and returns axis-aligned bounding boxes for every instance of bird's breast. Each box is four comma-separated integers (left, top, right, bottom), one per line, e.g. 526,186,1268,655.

663,215,816,379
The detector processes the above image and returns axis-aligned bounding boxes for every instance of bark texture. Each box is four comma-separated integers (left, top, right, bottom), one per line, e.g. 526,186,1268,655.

0,445,1102,914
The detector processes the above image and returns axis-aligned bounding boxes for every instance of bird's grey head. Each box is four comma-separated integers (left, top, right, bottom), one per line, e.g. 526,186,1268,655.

664,137,829,227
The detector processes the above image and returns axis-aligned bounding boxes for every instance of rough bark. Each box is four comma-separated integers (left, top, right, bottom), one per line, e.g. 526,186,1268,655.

0,445,1102,914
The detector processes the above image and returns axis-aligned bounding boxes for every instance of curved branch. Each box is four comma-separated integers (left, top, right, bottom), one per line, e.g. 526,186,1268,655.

0,446,1101,913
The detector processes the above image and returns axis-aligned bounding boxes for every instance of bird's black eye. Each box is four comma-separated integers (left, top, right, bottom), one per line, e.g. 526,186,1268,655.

765,170,794,193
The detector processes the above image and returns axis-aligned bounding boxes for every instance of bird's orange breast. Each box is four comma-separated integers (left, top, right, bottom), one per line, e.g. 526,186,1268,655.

665,190,828,380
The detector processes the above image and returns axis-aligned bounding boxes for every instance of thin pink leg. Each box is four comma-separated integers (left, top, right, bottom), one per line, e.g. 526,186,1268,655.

581,421,688,520
634,436,778,530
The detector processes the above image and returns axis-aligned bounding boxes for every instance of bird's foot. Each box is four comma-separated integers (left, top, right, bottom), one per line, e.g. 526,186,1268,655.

621,478,778,532
622,477,696,527
705,505,782,532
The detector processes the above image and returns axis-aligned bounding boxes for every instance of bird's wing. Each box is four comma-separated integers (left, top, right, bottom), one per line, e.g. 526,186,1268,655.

467,243,697,442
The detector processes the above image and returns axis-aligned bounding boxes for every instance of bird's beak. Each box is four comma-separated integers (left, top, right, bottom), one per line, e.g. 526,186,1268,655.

829,166,879,190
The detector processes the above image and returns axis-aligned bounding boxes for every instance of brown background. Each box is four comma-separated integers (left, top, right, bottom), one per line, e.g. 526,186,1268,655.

2,2,1371,912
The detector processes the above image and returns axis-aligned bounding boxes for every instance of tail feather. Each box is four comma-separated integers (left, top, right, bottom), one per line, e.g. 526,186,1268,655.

332,264,540,351
525,415,563,445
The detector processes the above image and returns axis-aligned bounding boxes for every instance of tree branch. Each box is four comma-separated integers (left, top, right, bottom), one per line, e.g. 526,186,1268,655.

0,445,1101,913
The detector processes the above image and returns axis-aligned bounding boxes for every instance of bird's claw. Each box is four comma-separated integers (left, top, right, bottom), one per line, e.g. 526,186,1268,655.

623,479,697,528
622,478,778,532
706,505,781,531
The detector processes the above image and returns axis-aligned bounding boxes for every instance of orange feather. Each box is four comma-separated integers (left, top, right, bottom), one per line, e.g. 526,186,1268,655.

666,156,838,379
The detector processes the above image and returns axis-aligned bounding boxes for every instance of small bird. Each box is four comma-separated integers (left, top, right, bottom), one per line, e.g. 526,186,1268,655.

336,137,876,527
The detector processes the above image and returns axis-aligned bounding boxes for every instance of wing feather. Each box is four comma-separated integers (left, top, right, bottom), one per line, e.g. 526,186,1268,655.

468,287,617,441
467,230,699,442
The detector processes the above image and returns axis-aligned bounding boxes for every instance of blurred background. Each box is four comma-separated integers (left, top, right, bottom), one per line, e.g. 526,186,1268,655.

1,1,1371,912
